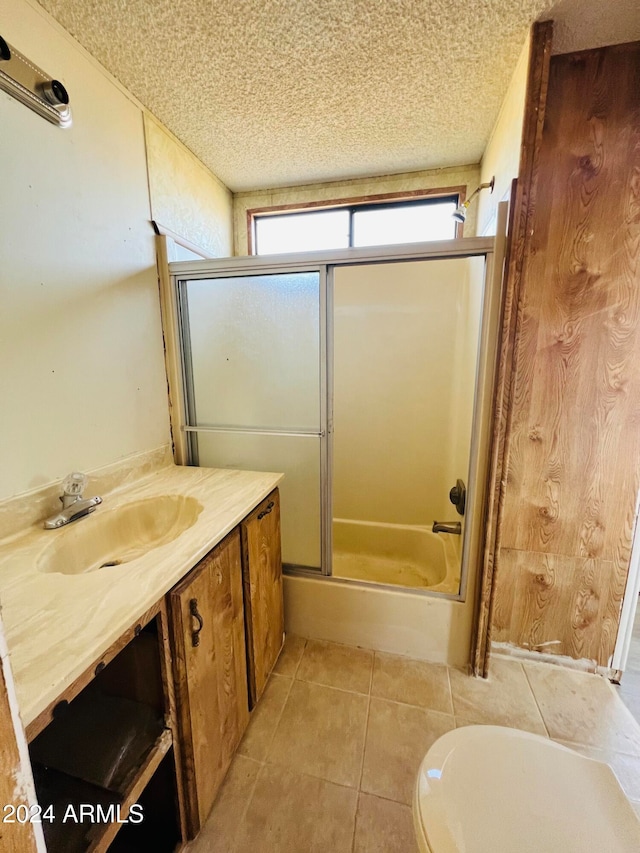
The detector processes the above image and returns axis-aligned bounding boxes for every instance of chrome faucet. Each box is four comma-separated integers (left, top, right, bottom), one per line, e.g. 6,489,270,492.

432,521,462,535
44,472,102,529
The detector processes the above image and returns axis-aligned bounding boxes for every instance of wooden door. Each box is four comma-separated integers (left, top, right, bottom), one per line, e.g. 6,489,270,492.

241,489,284,706
169,529,249,836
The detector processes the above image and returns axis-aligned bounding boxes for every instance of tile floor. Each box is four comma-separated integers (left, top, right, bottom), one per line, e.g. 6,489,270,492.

188,636,640,852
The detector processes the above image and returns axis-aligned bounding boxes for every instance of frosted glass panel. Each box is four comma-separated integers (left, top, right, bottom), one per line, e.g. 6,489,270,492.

197,433,321,569
185,273,320,430
331,257,485,594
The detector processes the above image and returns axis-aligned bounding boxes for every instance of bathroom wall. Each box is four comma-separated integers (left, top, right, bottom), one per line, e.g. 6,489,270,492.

332,258,484,527
233,164,481,255
476,34,531,236
491,40,640,668
0,0,232,502
144,114,233,257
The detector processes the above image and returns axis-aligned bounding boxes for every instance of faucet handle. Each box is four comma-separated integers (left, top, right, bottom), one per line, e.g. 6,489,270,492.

62,471,87,497
449,479,466,516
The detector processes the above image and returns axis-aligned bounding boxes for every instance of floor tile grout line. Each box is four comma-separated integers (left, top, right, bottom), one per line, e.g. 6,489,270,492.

445,665,454,717
351,791,361,853
356,655,375,794
294,674,371,696
292,637,307,677
272,636,306,678
358,788,416,808
228,757,266,853
255,761,364,792
260,670,295,763
371,693,457,719
521,662,551,737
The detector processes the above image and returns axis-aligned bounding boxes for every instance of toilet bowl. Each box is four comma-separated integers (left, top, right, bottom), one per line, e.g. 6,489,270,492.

413,725,640,852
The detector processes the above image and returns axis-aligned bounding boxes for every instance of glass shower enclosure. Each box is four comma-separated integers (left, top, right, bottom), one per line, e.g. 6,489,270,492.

170,237,499,599
179,270,326,572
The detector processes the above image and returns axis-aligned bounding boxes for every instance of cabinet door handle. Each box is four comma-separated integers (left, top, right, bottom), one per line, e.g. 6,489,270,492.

189,598,204,647
258,501,275,520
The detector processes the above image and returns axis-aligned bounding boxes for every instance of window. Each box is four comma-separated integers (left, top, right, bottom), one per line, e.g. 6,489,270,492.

251,193,461,255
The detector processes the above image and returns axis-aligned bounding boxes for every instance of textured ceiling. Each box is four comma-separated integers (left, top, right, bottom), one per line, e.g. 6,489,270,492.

550,0,640,55
34,0,637,192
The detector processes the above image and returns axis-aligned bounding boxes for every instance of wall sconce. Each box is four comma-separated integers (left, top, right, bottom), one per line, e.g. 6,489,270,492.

453,177,495,223
0,34,72,128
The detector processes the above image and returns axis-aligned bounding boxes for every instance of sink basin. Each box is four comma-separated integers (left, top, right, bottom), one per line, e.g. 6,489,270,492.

38,495,203,575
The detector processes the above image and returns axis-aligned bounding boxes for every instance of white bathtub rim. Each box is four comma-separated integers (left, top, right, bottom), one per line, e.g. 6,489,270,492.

283,565,465,602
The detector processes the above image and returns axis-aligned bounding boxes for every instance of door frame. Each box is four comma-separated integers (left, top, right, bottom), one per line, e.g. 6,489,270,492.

612,501,640,674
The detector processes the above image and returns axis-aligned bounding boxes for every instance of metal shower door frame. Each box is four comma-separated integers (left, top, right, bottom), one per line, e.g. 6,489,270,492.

169,235,496,599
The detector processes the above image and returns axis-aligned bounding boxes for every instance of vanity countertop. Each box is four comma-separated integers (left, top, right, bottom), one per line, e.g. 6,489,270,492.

0,464,283,728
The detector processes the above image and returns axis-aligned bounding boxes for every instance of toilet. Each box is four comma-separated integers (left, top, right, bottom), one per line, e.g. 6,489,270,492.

413,725,640,852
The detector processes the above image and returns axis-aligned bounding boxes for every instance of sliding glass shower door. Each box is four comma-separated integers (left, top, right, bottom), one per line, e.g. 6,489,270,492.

171,237,499,598
331,256,487,595
179,270,325,571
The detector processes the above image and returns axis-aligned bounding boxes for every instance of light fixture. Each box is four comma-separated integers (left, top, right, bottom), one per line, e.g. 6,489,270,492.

0,33,72,128
452,177,495,223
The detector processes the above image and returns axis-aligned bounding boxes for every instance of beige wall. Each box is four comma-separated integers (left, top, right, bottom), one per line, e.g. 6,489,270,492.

233,164,481,255
1,0,232,501
332,258,484,526
477,34,531,236
144,114,233,257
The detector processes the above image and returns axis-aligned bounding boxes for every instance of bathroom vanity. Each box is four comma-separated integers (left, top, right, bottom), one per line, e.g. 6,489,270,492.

0,466,284,851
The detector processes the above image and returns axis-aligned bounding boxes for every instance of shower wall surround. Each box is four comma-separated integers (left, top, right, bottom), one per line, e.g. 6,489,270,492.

332,259,482,528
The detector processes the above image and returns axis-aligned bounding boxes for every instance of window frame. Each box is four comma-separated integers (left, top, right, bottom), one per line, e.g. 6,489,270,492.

247,185,466,255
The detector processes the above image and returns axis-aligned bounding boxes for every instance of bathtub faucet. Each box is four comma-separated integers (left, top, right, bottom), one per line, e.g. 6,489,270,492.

432,521,462,535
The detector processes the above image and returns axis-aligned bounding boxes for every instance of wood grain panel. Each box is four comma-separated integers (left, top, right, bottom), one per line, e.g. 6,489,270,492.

472,21,553,676
493,548,621,665
0,658,39,853
169,529,249,836
492,40,640,669
241,489,284,706
501,42,640,561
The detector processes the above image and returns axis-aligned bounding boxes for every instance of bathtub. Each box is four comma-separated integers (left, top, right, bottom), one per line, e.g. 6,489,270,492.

332,518,461,594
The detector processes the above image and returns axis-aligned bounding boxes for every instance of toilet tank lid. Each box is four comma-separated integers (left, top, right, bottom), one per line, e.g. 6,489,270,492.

414,725,640,853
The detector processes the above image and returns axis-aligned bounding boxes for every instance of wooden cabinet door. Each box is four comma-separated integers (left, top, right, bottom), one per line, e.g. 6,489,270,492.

241,489,284,706
169,529,249,836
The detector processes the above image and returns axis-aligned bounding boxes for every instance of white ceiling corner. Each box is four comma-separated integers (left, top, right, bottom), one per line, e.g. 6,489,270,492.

545,0,640,55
